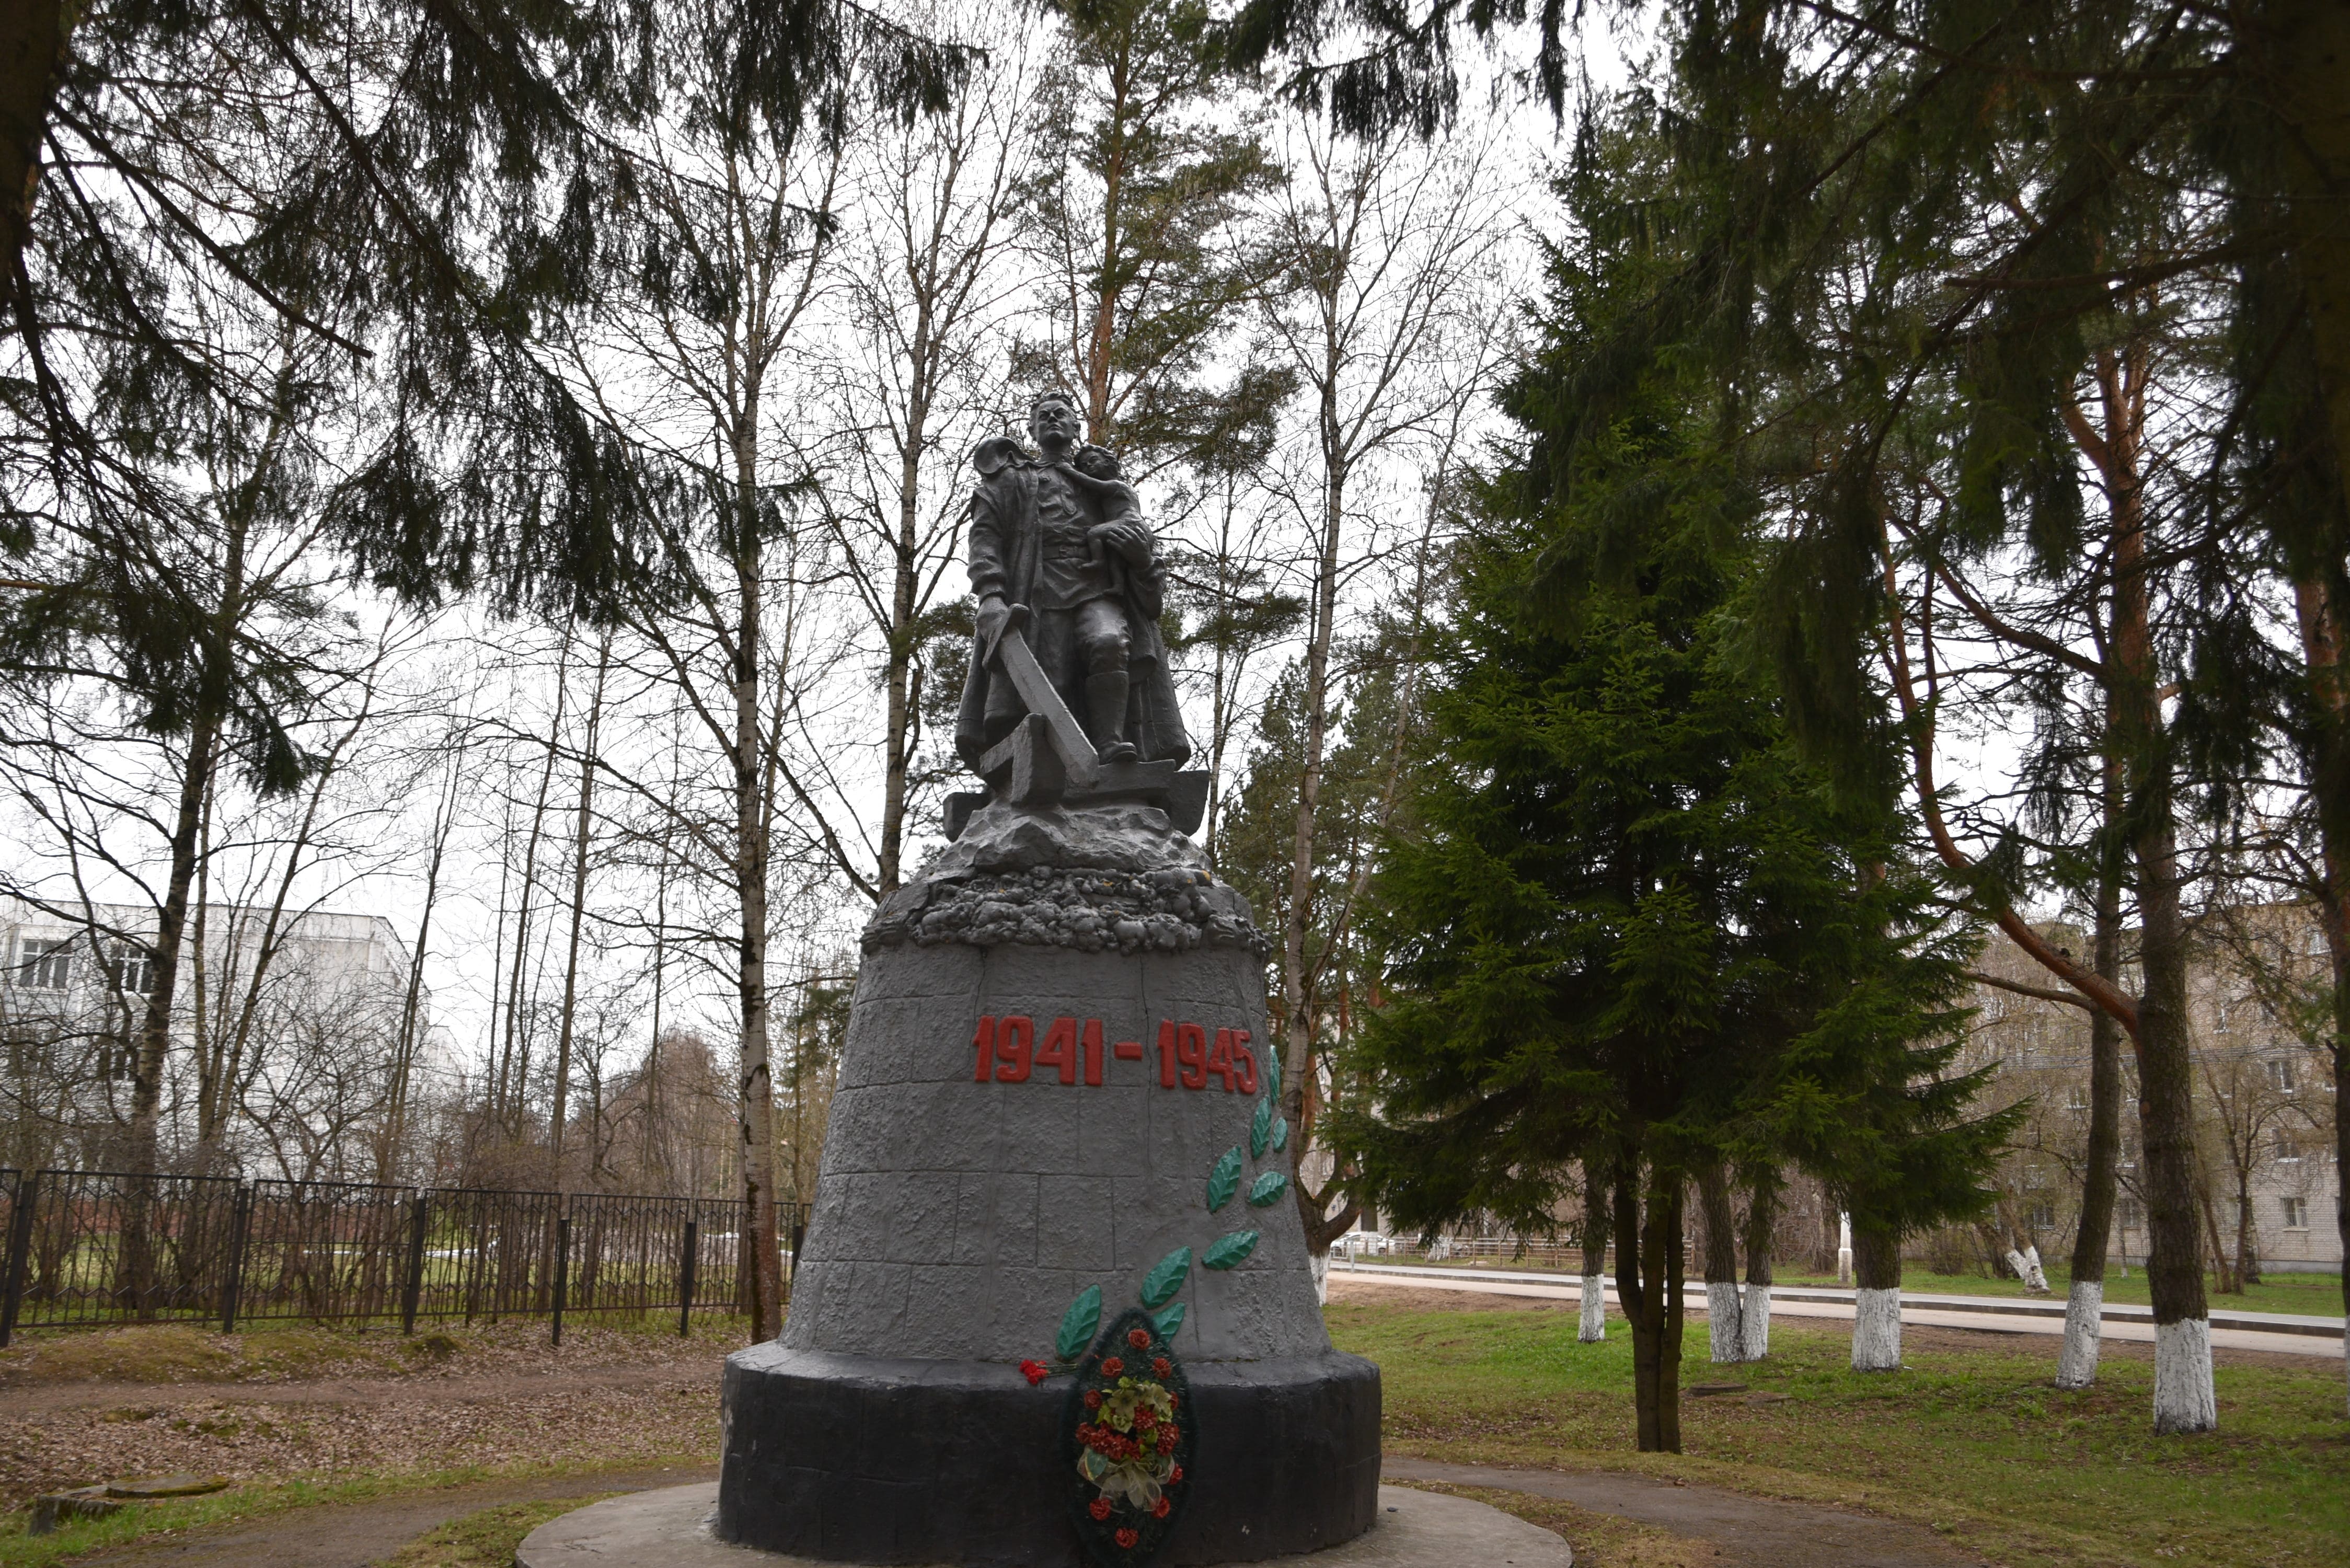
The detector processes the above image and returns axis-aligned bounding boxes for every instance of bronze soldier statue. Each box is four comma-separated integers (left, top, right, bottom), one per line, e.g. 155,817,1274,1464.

954,390,1192,781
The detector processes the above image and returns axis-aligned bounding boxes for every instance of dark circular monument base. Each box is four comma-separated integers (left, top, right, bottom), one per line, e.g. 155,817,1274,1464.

718,1342,1382,1566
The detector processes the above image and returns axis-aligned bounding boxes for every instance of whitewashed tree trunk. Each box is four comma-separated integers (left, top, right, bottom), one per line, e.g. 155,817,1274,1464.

1579,1273,1606,1342
1836,1212,1852,1285
1740,1283,1770,1361
2005,1242,2051,1294
1707,1282,1745,1363
2152,1318,2218,1433
1310,1249,1331,1305
2056,1279,2103,1389
1851,1287,1902,1371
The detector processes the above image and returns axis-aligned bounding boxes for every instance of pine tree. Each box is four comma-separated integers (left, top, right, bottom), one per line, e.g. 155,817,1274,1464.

1013,0,1290,474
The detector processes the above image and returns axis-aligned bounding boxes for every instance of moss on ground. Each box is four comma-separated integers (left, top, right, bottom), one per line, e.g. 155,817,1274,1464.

374,1493,617,1567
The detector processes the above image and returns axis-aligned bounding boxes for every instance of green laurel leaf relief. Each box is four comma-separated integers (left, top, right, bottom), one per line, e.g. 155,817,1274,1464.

1271,1112,1289,1152
1056,1284,1102,1362
1151,1301,1186,1340
1206,1146,1243,1212
1141,1247,1192,1309
1247,1170,1287,1207
1202,1229,1260,1271
1250,1098,1272,1159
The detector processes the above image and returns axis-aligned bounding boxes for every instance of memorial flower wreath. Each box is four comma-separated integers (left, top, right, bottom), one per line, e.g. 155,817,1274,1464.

1031,1083,1292,1566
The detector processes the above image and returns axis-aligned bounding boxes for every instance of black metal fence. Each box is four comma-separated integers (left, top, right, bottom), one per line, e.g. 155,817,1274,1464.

0,1167,806,1345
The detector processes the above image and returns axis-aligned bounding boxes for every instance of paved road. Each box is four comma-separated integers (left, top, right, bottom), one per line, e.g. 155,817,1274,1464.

1332,1262,2344,1358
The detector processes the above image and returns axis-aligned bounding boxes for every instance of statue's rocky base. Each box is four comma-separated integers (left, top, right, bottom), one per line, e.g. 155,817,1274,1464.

718,1346,1380,1565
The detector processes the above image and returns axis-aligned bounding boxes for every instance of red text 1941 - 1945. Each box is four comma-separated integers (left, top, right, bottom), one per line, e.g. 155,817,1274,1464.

970,1016,1257,1093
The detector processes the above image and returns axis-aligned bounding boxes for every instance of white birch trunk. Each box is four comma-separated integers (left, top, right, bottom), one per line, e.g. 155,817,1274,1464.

1706,1282,1745,1363
1851,1286,1902,1371
1578,1273,1606,1342
2152,1318,2218,1433
1310,1249,1331,1305
2055,1279,2103,1389
1739,1283,1770,1361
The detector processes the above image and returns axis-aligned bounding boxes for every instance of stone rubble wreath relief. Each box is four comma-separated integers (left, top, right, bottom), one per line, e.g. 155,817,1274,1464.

1007,1035,1294,1568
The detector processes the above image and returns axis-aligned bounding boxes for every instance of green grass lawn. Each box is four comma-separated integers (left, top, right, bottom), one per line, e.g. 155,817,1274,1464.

1374,1256,2345,1318
375,1494,617,1567
1328,1297,2350,1568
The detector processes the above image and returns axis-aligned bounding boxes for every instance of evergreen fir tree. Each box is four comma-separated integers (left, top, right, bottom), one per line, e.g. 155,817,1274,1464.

1335,227,2009,1444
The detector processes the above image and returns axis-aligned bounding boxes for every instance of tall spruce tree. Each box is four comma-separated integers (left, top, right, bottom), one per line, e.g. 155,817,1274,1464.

1334,200,2008,1445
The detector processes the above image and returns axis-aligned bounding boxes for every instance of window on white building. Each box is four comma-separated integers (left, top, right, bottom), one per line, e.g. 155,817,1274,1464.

2266,1058,2298,1094
106,943,156,995
16,938,72,990
2029,1202,2057,1229
2282,1196,2308,1230
2275,1130,2301,1163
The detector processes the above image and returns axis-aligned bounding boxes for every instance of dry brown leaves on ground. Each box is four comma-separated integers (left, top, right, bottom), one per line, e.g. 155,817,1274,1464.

0,1323,731,1509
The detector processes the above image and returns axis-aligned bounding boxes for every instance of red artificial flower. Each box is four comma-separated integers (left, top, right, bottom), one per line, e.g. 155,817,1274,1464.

1152,1498,1172,1519
1134,1408,1156,1430
1169,1466,1184,1483
1152,1357,1171,1378
1127,1328,1151,1349
1085,1390,1103,1410
1089,1498,1113,1522
1019,1359,1049,1386
1101,1356,1125,1377
1115,1528,1139,1549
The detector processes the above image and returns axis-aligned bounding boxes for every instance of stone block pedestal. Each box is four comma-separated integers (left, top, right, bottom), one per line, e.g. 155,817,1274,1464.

715,800,1380,1565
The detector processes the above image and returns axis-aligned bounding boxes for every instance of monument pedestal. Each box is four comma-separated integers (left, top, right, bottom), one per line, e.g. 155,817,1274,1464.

715,799,1381,1565
720,1348,1377,1564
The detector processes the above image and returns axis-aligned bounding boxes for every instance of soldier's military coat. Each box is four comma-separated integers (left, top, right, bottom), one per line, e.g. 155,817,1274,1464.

953,436,1192,773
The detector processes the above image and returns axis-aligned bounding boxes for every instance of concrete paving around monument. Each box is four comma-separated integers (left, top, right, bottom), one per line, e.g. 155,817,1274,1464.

519,1482,1571,1568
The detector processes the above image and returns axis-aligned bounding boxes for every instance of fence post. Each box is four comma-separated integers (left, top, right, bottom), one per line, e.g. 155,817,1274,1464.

219,1184,255,1333
400,1197,429,1336
0,1170,37,1348
677,1218,698,1339
788,1218,805,1296
551,1216,570,1347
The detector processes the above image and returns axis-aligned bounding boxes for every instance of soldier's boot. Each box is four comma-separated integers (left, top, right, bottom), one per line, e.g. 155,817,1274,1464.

1085,671,1140,764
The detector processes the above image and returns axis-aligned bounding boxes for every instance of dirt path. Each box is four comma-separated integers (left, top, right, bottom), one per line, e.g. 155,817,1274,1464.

1384,1457,1981,1568
60,1464,720,1567
2,1354,727,1513
7,1359,719,1419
